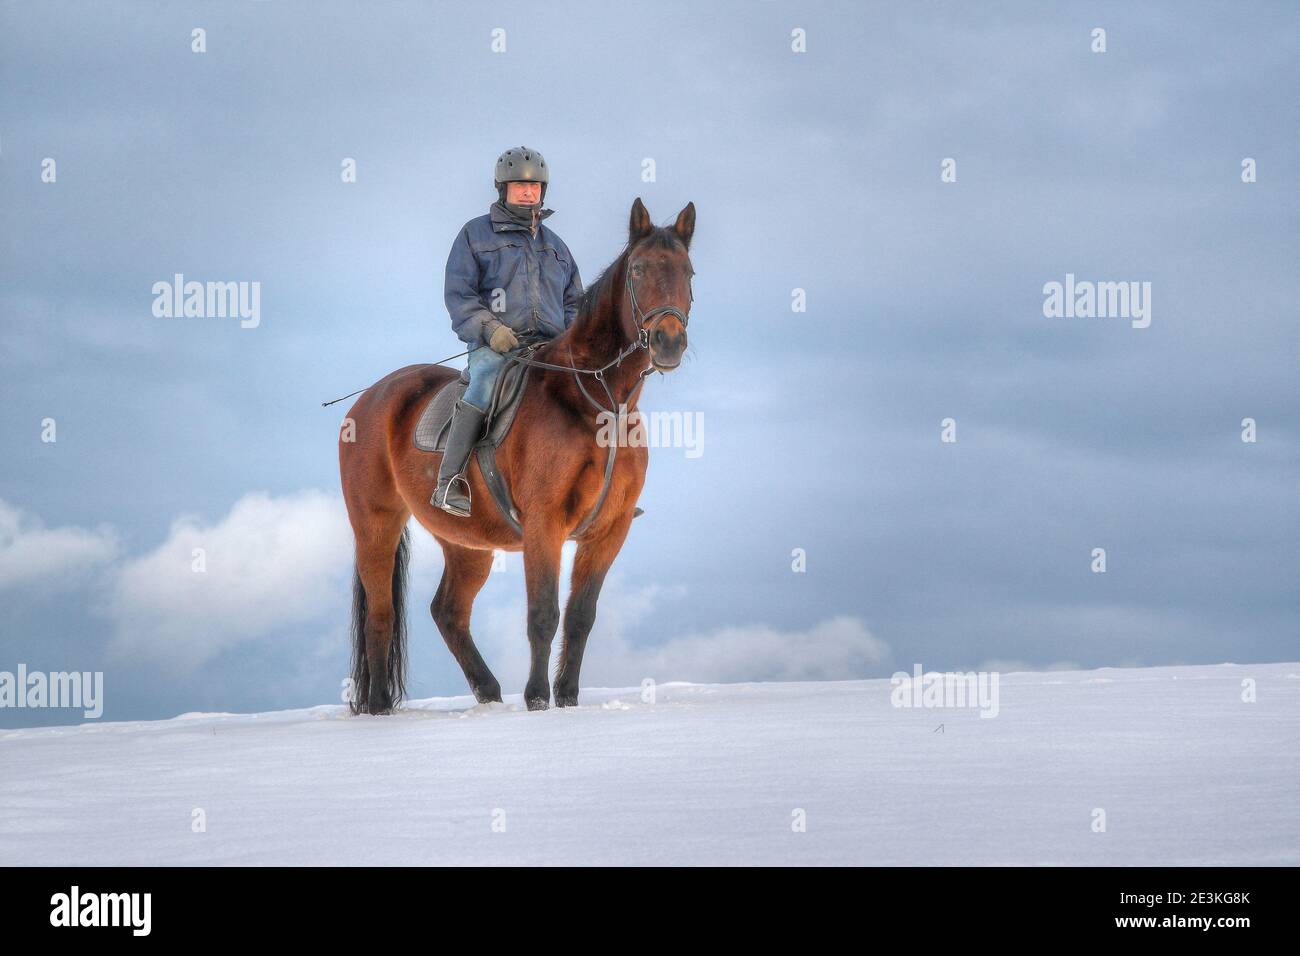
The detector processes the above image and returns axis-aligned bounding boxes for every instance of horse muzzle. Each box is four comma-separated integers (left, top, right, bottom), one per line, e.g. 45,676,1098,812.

649,326,686,370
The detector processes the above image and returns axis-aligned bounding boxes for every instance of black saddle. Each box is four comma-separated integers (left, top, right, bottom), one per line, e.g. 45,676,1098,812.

412,341,643,539
412,346,537,536
413,354,532,454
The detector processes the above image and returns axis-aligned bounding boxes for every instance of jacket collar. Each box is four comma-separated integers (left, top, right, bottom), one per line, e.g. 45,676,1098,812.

490,200,554,234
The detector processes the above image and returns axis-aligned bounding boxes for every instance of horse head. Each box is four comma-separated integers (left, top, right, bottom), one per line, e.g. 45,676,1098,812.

624,198,695,371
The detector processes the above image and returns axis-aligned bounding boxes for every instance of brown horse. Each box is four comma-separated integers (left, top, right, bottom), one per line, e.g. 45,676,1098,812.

338,198,695,714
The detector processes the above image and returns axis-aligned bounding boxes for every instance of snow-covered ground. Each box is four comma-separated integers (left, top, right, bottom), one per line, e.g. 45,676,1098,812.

2,663,1297,865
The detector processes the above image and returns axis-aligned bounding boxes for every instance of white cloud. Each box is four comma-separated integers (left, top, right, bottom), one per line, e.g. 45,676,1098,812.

590,612,891,685
0,498,119,589
975,659,1083,675
466,551,890,688
7,485,886,688
103,490,353,671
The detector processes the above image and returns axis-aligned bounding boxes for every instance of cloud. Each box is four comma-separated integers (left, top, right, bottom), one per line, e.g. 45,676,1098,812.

974,659,1083,675
102,490,353,671
0,499,119,590
466,552,890,688
596,614,891,685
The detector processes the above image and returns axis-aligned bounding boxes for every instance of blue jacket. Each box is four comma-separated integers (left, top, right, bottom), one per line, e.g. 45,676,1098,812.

444,205,583,348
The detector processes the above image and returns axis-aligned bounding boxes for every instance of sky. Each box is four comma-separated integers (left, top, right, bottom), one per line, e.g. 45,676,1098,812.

1,1,1296,727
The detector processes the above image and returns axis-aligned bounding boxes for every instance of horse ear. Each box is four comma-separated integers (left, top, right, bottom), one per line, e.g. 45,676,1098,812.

673,202,696,249
629,198,653,241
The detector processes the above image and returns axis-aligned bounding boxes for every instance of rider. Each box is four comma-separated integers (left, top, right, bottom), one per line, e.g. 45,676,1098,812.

431,146,584,517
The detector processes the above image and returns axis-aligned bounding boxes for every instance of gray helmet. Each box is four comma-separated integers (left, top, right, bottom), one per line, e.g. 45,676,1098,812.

494,146,549,188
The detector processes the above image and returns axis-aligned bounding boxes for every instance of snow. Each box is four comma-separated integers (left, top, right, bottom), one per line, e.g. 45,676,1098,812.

2,663,1297,865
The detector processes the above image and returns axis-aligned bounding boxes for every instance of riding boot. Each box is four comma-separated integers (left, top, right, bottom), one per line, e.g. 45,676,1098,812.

431,399,487,517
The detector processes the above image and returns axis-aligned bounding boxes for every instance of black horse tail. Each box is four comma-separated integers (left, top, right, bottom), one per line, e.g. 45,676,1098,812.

348,526,411,714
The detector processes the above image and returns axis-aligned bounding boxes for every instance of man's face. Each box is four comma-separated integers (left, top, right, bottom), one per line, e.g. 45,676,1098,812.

506,181,542,206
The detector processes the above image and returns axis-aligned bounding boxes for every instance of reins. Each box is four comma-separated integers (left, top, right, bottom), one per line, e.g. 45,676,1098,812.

320,252,691,540
503,267,691,417
322,260,691,422
507,267,689,538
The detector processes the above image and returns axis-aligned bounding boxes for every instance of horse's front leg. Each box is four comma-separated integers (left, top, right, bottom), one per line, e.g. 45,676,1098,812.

522,516,566,710
554,509,635,707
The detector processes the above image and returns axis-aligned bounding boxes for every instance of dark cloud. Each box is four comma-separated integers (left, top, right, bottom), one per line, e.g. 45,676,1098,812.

1,1,1295,725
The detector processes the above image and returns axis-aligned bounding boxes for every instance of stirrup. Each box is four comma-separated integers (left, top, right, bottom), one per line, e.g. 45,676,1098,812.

434,474,472,517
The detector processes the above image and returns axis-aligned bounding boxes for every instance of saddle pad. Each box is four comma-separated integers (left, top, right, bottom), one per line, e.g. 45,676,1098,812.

413,360,532,453
412,373,466,452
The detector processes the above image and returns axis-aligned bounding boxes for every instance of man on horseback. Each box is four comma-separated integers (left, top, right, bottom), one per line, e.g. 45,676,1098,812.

431,146,584,516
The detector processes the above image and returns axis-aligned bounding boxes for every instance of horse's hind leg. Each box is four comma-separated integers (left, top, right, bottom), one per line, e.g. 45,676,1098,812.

431,539,502,703
351,508,411,715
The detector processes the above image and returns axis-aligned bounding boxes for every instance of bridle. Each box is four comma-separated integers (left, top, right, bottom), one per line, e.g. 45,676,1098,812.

625,263,691,351
502,261,690,537
505,258,692,417
321,254,693,540
323,257,693,414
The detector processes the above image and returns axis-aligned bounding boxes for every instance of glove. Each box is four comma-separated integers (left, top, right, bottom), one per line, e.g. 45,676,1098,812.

488,323,519,354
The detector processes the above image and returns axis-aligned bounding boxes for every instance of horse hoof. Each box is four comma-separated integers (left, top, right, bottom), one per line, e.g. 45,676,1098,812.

525,697,549,711
554,689,579,707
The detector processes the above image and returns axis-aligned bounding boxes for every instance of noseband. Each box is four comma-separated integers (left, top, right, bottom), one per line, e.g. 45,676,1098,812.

625,267,692,350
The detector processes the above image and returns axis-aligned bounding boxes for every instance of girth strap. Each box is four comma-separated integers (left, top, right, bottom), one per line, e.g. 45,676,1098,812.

474,344,649,542
474,443,523,538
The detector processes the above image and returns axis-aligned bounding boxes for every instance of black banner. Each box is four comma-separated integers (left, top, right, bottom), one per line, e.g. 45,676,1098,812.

3,866,1282,941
